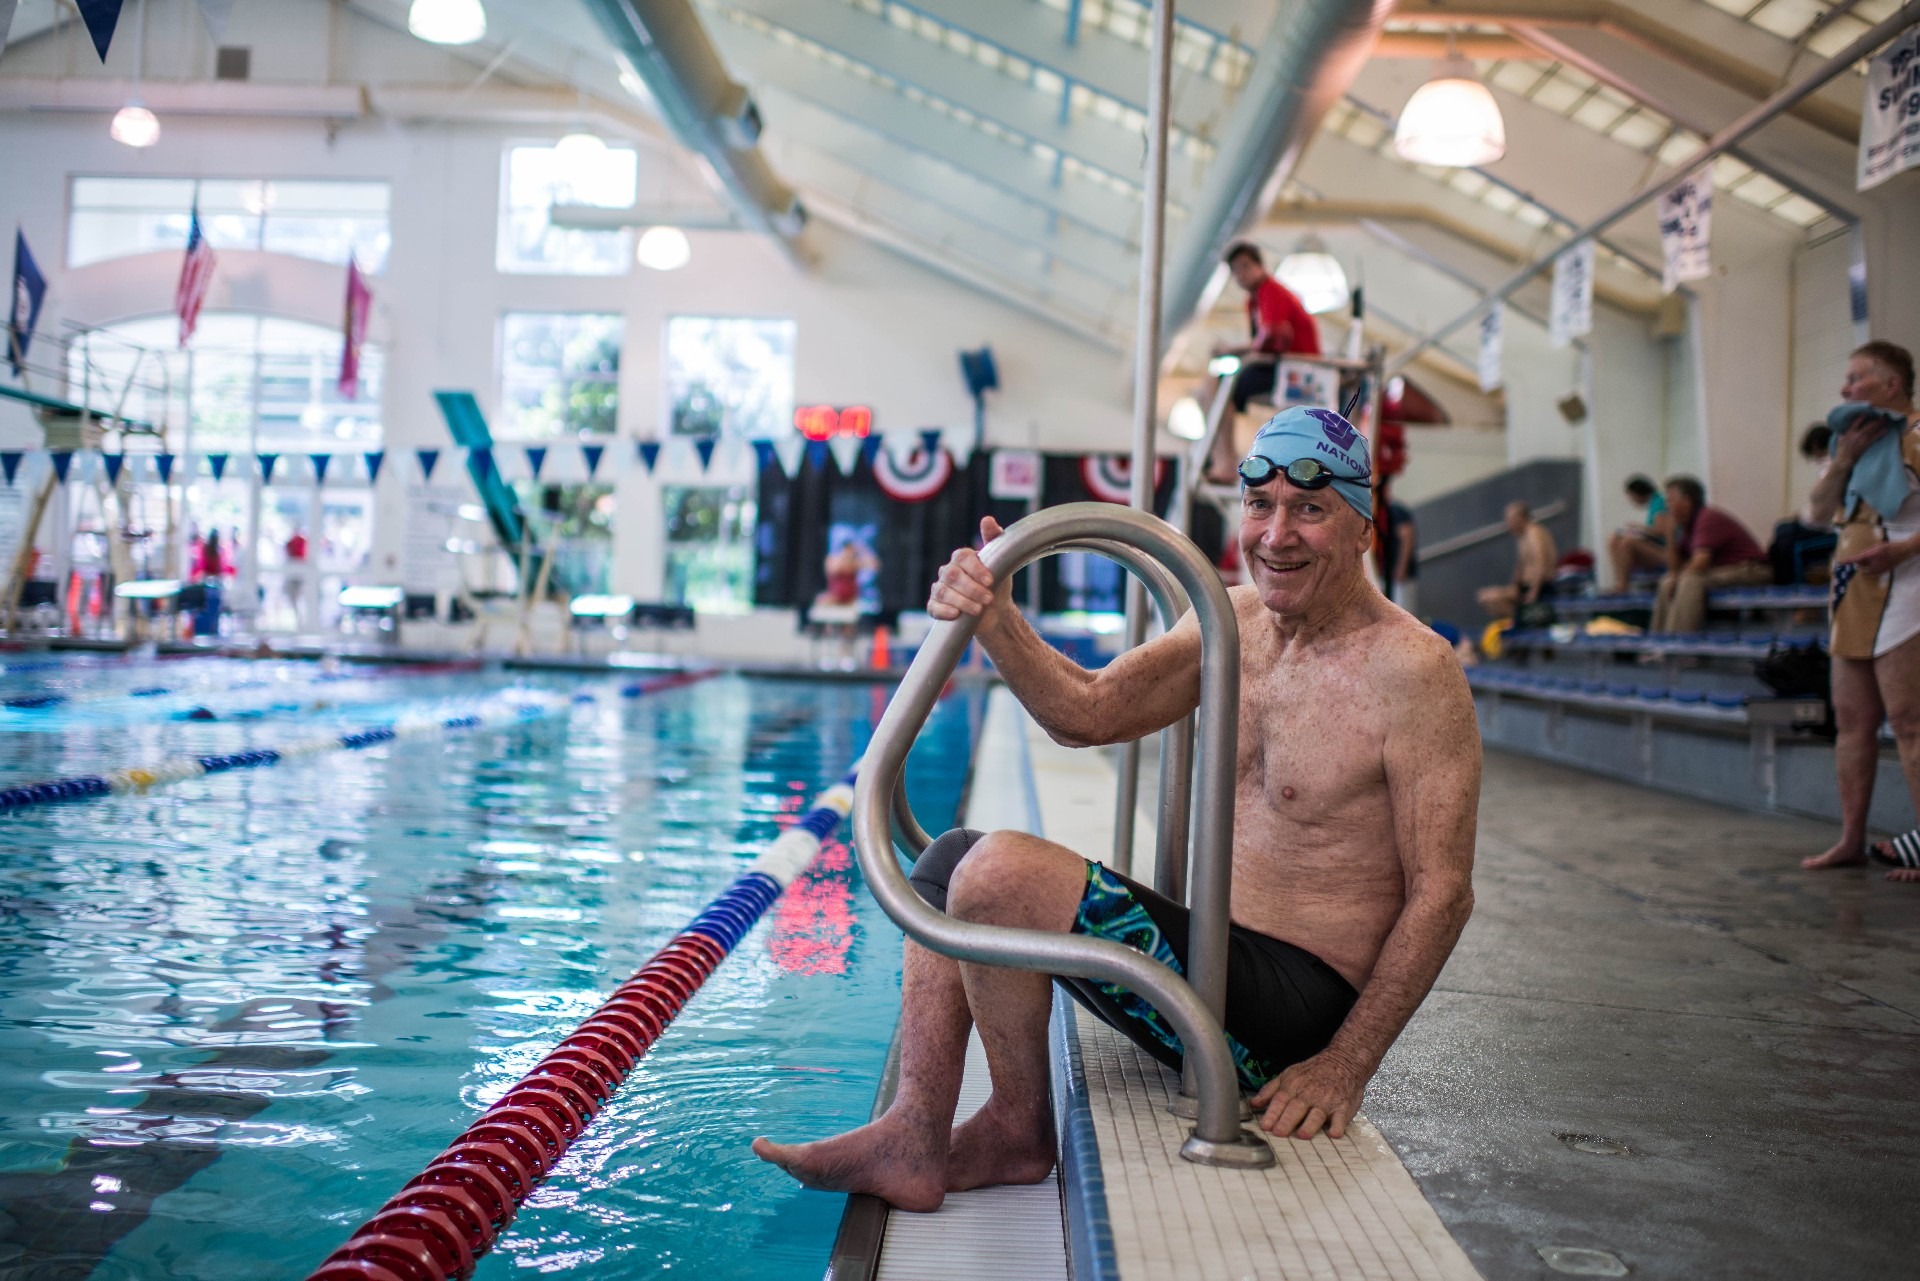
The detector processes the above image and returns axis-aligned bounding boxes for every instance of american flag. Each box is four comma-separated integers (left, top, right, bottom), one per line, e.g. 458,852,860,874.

175,207,216,348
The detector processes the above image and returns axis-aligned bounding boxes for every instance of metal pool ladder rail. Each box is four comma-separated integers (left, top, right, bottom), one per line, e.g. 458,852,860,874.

852,502,1272,1168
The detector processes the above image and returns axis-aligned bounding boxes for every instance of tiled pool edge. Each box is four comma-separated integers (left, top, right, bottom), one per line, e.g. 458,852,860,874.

1051,993,1120,1281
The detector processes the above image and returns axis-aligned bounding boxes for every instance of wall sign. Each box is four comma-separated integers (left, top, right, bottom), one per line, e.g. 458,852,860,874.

1859,24,1920,191
989,449,1041,501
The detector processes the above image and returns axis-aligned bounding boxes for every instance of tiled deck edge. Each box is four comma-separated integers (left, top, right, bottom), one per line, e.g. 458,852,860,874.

1052,993,1121,1281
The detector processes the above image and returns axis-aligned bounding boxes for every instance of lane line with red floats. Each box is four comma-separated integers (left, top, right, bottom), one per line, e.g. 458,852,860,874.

307,764,859,1281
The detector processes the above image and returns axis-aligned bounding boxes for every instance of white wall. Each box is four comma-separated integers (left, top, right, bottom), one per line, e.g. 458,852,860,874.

0,2,1135,596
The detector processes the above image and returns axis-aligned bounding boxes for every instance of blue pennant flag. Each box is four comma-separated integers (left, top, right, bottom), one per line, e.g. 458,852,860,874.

470,447,493,480
806,440,830,472
9,230,47,377
525,446,547,480
637,441,661,473
363,450,384,483
860,436,884,467
101,453,125,487
416,448,440,482
206,453,229,482
310,453,331,485
154,453,175,485
76,0,124,62
694,438,718,472
919,429,943,457
0,453,20,486
581,443,604,478
48,451,72,484
257,453,278,485
750,439,777,471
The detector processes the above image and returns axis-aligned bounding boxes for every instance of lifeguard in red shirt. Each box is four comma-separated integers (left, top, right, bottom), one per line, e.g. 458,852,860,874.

1213,241,1322,414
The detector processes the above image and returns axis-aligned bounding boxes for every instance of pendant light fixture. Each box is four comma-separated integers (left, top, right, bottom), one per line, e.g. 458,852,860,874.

554,85,608,170
1167,396,1206,441
1393,40,1505,168
408,0,487,46
636,225,692,272
1274,234,1350,315
111,0,160,148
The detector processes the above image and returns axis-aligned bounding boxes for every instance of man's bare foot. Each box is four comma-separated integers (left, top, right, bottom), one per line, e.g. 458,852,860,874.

945,1100,1055,1193
1802,842,1867,870
752,1118,948,1213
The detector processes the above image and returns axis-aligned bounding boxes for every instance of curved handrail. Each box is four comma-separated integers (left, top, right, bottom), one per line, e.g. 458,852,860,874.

889,535,1190,867
852,504,1268,1164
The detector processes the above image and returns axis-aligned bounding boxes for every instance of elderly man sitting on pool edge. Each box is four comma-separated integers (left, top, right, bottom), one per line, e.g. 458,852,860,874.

754,407,1481,1211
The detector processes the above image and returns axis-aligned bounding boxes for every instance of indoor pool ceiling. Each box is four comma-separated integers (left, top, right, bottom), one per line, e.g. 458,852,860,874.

21,0,1873,374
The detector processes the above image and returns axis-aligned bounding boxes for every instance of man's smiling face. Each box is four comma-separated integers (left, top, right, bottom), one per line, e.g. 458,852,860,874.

1238,480,1373,617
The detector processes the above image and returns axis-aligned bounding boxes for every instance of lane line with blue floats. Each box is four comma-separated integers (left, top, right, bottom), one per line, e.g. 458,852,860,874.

309,765,859,1281
0,669,717,814
0,658,485,716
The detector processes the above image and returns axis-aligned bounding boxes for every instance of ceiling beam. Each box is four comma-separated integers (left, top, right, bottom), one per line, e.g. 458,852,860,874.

703,0,1205,191
1374,31,1538,59
1391,0,1861,141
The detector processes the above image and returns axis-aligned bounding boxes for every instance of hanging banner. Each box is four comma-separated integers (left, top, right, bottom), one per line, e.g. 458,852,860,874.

774,434,805,479
943,422,979,469
1477,306,1503,393
1655,165,1713,293
416,448,440,482
827,434,863,476
48,451,72,484
470,447,493,481
194,0,235,44
75,0,122,62
338,258,372,397
580,443,604,479
805,440,831,473
693,438,717,472
154,453,175,485
258,453,279,485
859,435,884,468
524,446,547,481
918,429,942,459
0,452,20,486
101,453,125,487
637,441,661,474
10,229,46,376
1859,25,1920,192
1081,455,1167,506
1549,240,1594,349
310,453,331,485
873,443,954,502
363,450,385,483
206,453,229,482
750,439,778,472
989,449,1042,502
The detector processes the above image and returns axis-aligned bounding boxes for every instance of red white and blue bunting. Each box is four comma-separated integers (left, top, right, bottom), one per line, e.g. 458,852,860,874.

872,442,954,503
1081,454,1168,505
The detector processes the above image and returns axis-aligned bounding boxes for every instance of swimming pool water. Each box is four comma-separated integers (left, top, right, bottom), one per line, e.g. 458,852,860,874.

0,660,979,1279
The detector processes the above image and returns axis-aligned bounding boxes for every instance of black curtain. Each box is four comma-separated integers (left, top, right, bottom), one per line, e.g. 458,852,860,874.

1036,454,1176,614
754,450,1027,615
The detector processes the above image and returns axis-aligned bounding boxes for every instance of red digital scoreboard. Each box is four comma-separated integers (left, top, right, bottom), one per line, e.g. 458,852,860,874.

793,405,873,440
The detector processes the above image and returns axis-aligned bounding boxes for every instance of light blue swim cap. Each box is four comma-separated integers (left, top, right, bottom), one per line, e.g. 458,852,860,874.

1244,406,1374,520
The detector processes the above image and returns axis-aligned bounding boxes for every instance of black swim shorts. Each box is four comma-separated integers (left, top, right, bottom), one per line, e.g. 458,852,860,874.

910,828,1359,1092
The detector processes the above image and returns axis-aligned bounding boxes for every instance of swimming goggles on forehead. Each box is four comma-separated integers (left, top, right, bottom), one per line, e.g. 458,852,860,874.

1237,455,1369,490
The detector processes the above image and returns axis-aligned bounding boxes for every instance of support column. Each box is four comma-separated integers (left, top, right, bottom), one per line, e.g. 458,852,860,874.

1859,181,1920,358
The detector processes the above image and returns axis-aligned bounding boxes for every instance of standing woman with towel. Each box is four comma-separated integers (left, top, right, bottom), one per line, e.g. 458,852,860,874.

1802,342,1920,881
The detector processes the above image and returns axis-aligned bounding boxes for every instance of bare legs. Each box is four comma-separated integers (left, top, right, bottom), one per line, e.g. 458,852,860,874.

752,831,1089,1208
1806,655,1883,869
1872,636,1920,884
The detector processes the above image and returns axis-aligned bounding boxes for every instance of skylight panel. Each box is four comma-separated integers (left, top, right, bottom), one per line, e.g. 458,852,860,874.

1807,14,1872,56
1749,0,1829,41
1730,170,1790,206
1528,71,1590,114
1489,60,1547,95
1607,110,1669,151
1769,194,1828,226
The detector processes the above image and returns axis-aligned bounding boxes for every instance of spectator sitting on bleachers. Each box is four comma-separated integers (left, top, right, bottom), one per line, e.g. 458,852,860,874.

1649,476,1770,634
1802,340,1920,883
1769,423,1841,586
1605,474,1669,591
1476,501,1557,620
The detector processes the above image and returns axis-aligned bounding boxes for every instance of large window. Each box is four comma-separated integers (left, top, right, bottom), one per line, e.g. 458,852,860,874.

73,313,382,453
664,316,796,438
67,177,391,271
663,484,757,613
497,142,638,275
499,313,622,439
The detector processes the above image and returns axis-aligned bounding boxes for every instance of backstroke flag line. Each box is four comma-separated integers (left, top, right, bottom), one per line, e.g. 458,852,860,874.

175,208,216,349
9,228,46,377
338,258,371,397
